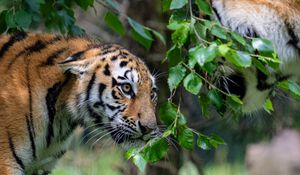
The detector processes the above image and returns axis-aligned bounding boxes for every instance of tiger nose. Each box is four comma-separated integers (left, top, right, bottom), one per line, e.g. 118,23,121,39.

138,121,153,135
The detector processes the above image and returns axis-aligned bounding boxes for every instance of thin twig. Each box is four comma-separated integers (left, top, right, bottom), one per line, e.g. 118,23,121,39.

181,62,231,96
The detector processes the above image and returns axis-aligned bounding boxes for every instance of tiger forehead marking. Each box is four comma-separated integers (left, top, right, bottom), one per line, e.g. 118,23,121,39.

0,32,158,174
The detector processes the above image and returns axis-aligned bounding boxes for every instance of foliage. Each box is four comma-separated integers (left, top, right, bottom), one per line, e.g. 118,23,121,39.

1,0,300,173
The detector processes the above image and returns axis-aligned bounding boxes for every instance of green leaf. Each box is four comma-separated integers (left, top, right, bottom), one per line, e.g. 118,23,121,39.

218,44,230,56
142,138,169,162
5,10,17,28
57,9,75,28
170,0,188,10
227,95,242,110
69,25,85,36
277,80,289,91
206,43,219,61
210,134,225,144
252,59,269,76
151,29,166,45
25,0,44,12
104,12,125,36
189,44,218,66
125,148,139,160
183,73,202,95
75,0,94,10
0,10,7,33
252,38,274,53
128,17,153,40
209,134,226,148
103,0,120,11
225,50,252,67
194,22,207,39
130,29,153,49
199,94,211,117
162,0,172,12
162,128,173,137
236,51,252,67
203,62,217,75
231,32,246,46
188,47,199,68
228,95,243,105
178,113,187,126
171,23,190,47
159,102,178,125
208,90,223,109
288,80,300,97
197,135,211,150
132,154,147,172
178,128,194,150
168,10,188,30
211,25,227,40
195,0,212,15
264,98,274,114
168,64,187,91
15,10,32,29
167,46,182,67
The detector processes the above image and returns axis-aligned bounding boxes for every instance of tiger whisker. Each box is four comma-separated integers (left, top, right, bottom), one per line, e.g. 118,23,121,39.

166,137,179,151
92,128,119,146
84,129,110,146
86,128,117,146
80,127,108,145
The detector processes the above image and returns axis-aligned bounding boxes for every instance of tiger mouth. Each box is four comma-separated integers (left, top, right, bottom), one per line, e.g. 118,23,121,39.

108,128,151,144
110,131,150,144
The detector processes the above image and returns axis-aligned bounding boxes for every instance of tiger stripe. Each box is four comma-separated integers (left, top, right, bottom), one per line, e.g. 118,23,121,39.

42,48,68,66
7,130,25,171
103,64,111,76
85,73,103,123
7,37,61,71
59,50,85,64
285,21,300,53
98,83,106,105
25,57,35,146
45,75,71,147
25,115,36,160
0,32,27,60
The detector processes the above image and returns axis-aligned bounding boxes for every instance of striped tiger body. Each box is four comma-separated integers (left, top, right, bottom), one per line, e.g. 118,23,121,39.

211,0,300,112
0,32,158,174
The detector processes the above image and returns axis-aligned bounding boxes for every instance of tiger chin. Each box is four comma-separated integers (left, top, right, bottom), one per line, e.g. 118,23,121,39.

211,0,300,113
0,32,159,174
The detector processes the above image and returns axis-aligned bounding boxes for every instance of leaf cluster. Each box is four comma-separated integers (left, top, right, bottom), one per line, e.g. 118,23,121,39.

163,0,282,116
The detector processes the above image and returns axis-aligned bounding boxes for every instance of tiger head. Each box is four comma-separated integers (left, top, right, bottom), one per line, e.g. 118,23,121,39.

59,44,158,148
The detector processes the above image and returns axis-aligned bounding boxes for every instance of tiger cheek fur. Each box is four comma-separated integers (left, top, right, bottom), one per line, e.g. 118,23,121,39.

0,32,158,174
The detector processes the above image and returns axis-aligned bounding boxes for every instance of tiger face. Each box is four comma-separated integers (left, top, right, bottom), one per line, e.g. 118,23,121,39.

60,44,158,148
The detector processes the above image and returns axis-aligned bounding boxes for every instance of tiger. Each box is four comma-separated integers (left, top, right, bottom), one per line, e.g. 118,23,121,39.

210,0,300,113
0,32,159,175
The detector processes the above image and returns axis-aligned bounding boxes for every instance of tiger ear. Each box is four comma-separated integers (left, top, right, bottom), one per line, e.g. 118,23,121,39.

58,57,93,77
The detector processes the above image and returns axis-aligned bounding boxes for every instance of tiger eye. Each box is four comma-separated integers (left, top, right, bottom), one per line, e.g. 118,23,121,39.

121,83,132,94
